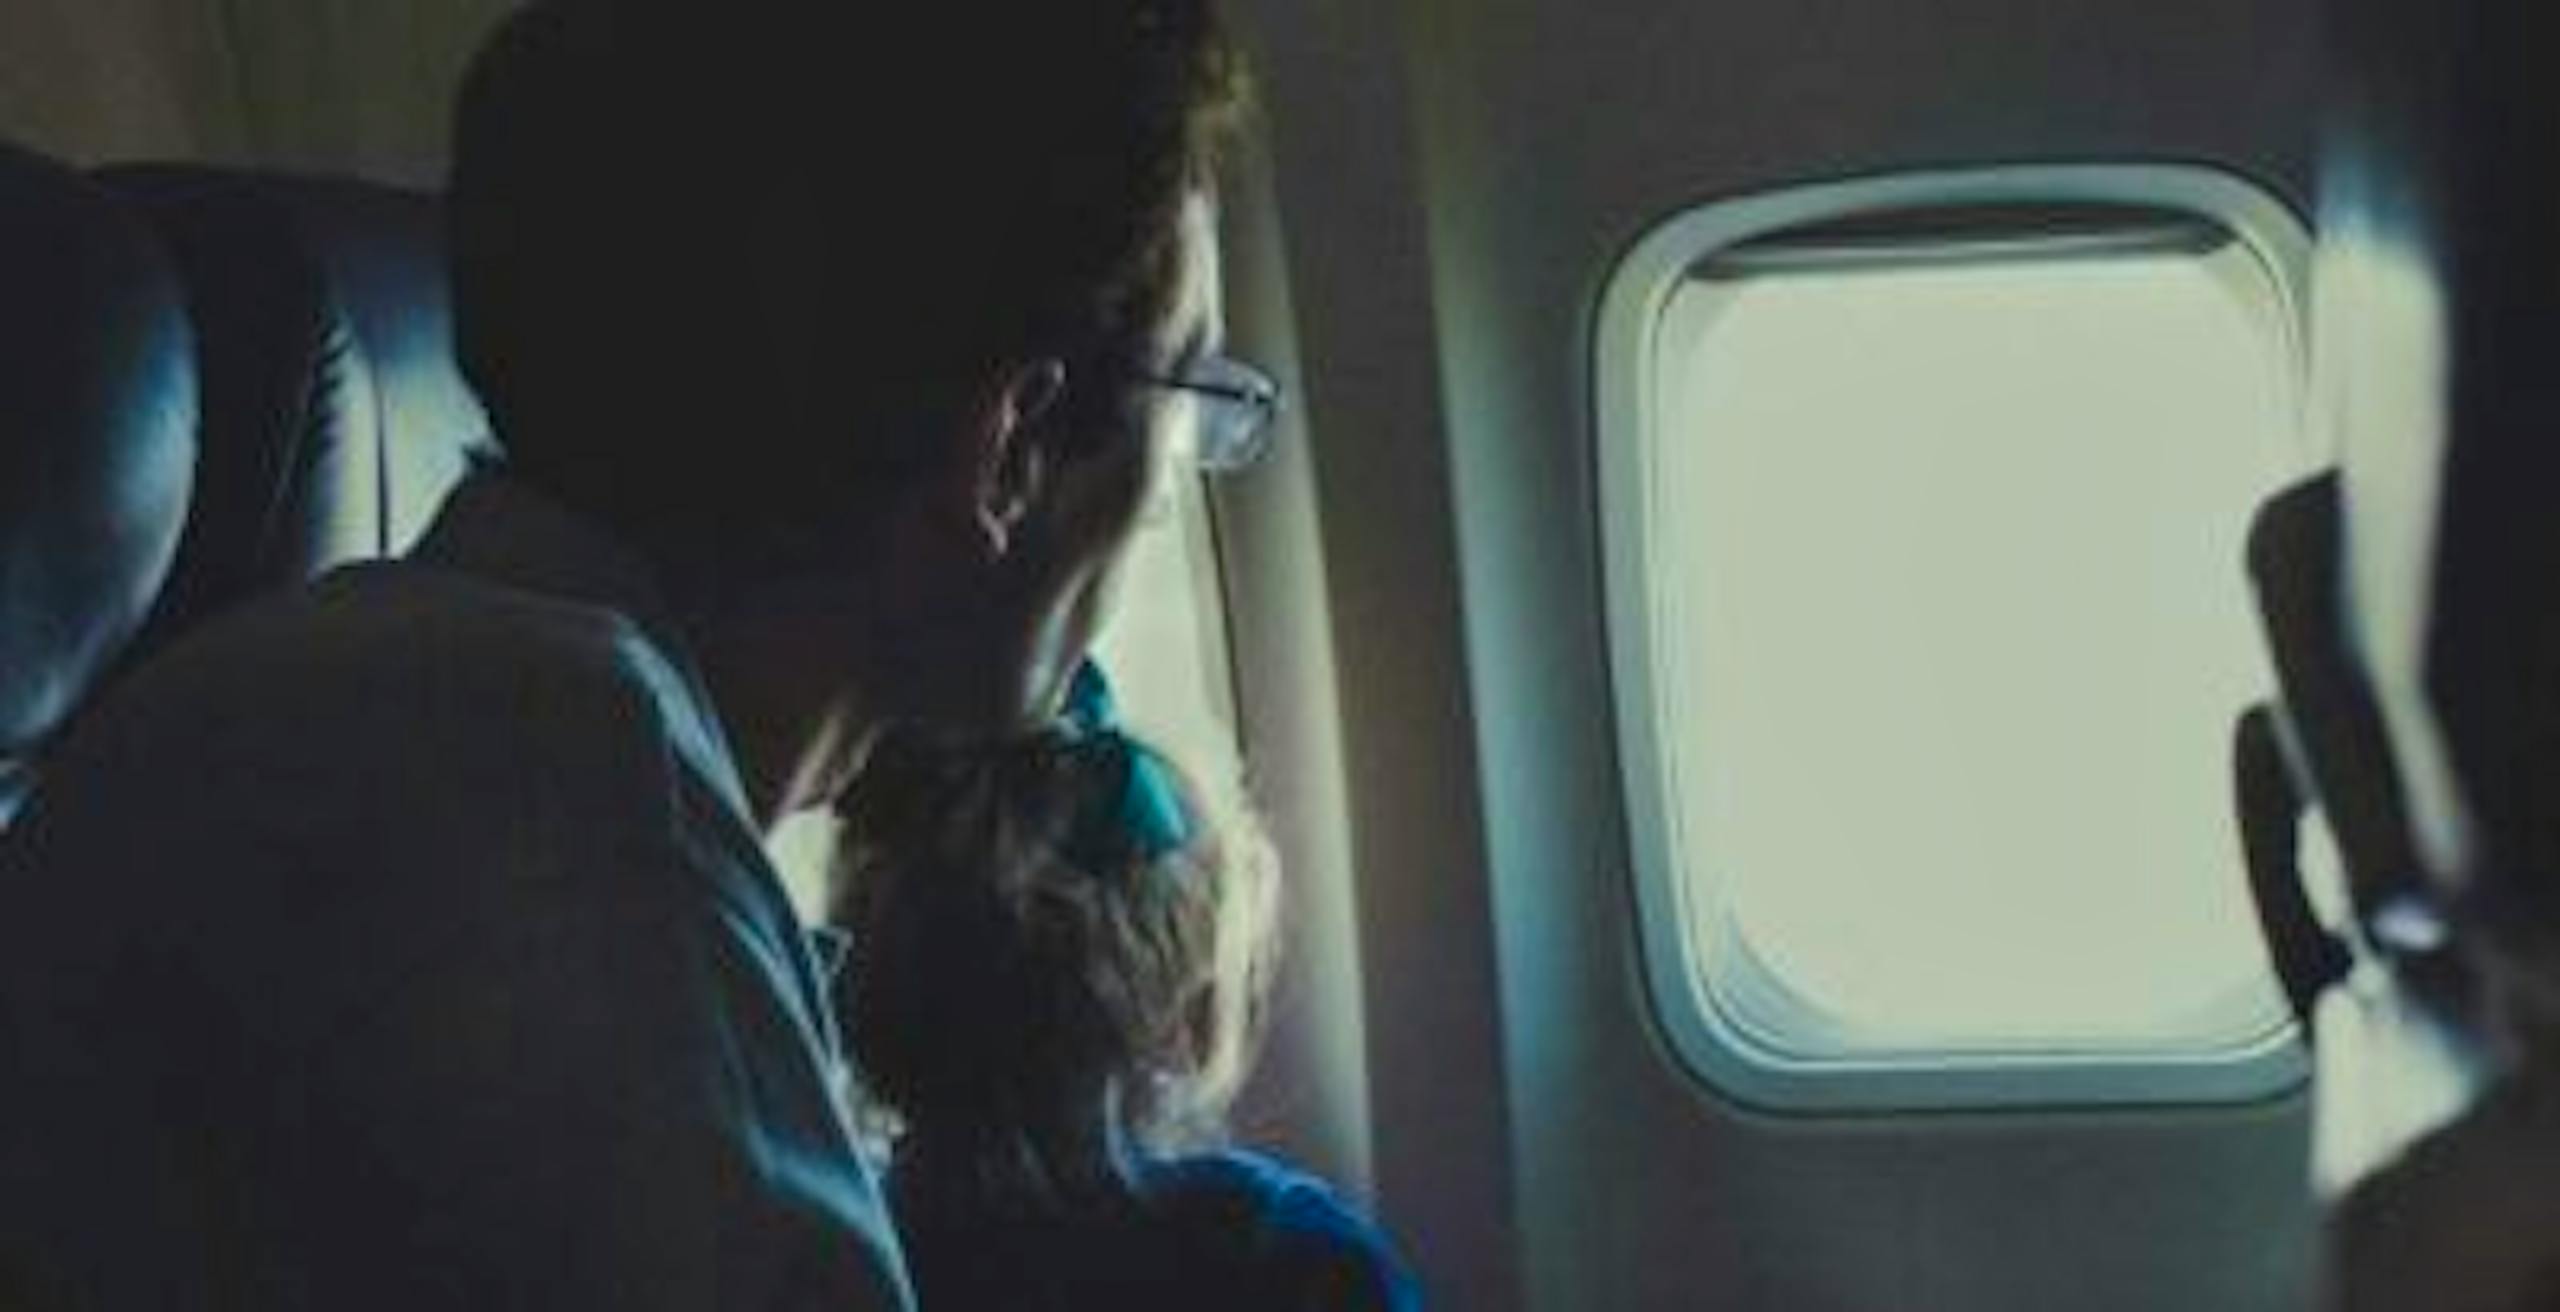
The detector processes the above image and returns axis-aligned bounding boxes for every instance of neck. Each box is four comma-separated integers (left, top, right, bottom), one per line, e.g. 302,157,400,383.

680,582,892,835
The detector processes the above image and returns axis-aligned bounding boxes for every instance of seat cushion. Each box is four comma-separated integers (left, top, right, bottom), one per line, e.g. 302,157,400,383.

0,145,195,781
96,165,379,652
95,166,503,666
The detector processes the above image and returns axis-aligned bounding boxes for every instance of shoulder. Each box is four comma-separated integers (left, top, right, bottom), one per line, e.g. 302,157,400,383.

1145,1149,1424,1311
0,562,742,1056
85,562,678,772
28,563,706,888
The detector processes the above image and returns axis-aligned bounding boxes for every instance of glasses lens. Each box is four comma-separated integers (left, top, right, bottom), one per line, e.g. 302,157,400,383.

1192,358,1280,473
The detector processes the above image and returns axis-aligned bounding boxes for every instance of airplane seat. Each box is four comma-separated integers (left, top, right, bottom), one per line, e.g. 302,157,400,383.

204,171,500,553
94,166,500,669
0,146,197,829
93,167,382,660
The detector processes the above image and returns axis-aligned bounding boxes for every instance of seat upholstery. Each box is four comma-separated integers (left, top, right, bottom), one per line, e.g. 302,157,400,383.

273,174,502,553
95,166,380,654
178,171,498,552
0,146,196,827
97,166,500,666
0,154,496,831
0,147,510,835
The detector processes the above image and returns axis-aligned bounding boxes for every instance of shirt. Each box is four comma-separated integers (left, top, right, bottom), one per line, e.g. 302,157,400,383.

892,1148,1423,1311
0,475,912,1311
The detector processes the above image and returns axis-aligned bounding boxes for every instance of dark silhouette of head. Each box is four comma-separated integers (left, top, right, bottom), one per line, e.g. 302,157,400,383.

446,0,1248,776
451,0,1242,558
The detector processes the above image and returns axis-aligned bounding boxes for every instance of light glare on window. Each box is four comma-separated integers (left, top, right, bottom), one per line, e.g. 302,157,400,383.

1653,244,2298,1060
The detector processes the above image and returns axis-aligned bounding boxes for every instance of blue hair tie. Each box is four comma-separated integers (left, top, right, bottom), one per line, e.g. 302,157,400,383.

1062,658,1121,736
1062,659,1192,861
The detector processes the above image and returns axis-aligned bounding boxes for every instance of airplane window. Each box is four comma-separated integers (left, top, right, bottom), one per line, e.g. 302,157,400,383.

1087,474,1243,767
1602,168,2315,1109
769,477,1239,919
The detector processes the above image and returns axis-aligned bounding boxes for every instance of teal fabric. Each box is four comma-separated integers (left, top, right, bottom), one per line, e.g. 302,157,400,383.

1061,658,1192,860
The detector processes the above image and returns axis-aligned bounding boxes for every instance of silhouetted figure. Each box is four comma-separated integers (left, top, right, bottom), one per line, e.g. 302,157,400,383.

2240,1,2560,1307
0,1,1262,1306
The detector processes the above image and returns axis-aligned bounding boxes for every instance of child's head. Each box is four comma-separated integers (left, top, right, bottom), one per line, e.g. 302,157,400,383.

830,710,1277,1193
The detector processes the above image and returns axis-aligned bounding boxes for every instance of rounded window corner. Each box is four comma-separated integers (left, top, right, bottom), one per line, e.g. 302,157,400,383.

1602,164,2315,1115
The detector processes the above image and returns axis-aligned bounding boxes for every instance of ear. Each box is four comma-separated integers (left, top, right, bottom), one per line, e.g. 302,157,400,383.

970,359,1069,559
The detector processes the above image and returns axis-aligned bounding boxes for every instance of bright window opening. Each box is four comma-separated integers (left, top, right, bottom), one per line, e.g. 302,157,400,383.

1603,168,2314,1109
1090,477,1243,767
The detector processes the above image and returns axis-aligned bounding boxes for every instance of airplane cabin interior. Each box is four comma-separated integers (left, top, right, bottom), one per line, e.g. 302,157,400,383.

3,0,2553,1308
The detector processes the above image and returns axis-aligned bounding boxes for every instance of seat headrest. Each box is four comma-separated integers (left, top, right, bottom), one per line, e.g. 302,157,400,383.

0,146,195,778
97,167,501,660
203,172,497,551
95,166,379,650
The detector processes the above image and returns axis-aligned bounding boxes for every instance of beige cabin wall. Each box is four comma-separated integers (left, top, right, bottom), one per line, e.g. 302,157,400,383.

217,0,522,186
0,0,249,166
0,0,523,186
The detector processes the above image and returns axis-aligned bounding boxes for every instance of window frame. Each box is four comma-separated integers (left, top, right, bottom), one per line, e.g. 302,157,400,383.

1595,164,2316,1112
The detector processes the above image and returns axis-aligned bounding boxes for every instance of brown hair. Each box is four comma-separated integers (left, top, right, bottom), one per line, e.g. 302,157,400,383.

447,0,1247,577
830,726,1278,1198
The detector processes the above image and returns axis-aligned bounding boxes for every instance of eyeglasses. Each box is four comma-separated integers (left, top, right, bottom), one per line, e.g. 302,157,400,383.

1127,354,1282,473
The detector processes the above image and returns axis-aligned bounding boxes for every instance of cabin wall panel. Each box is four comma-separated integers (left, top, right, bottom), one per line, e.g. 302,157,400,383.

1256,0,2322,1306
0,0,249,166
0,0,521,184
1213,100,1382,1210
215,0,523,186
1240,0,1527,1307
